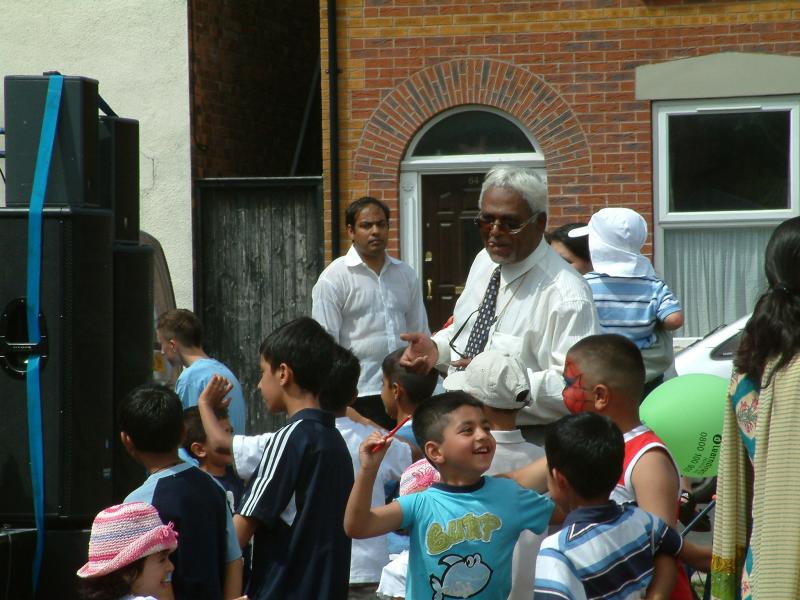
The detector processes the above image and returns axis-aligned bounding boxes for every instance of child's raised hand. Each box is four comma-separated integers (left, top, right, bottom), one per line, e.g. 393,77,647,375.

199,374,233,409
359,431,391,470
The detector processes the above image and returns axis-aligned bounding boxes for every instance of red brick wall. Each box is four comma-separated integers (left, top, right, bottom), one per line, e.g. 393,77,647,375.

190,0,321,179
321,0,800,260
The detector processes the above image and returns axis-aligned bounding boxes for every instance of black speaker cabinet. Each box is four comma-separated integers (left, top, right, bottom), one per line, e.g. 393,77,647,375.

0,207,113,524
0,528,35,599
112,242,153,501
0,527,91,600
98,117,140,241
4,75,98,208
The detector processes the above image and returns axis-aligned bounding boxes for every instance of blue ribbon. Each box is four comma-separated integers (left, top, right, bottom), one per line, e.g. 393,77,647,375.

26,74,63,593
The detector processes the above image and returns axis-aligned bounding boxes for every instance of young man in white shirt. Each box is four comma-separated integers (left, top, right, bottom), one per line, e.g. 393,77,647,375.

312,196,430,428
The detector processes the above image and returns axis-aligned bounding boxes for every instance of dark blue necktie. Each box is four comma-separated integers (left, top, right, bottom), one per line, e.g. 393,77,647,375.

462,266,501,360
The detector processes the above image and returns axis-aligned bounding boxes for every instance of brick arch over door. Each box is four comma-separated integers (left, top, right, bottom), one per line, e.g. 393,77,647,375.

352,57,591,212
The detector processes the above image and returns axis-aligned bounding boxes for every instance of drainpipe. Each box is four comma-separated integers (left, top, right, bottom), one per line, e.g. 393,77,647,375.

327,0,341,257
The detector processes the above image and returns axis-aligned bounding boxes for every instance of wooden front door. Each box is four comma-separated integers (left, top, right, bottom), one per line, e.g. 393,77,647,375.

421,172,487,331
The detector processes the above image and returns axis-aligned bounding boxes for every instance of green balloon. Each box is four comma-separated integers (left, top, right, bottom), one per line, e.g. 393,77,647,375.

640,373,728,477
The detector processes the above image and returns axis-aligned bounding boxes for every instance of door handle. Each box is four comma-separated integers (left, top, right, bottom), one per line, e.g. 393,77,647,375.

426,279,433,301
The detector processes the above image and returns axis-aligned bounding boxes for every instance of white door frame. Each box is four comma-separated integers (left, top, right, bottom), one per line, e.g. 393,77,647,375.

398,107,546,277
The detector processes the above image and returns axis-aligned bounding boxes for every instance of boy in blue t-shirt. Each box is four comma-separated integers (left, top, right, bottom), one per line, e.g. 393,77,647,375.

345,391,554,600
534,412,682,600
120,385,242,600
156,308,247,433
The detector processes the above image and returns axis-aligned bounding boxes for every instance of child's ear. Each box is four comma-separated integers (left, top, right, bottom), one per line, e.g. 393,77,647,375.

391,382,403,400
277,362,294,387
591,383,611,411
551,467,570,493
424,440,445,466
190,441,208,459
120,432,137,457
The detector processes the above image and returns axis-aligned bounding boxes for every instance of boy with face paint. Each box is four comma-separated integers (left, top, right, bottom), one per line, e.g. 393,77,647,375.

506,334,710,600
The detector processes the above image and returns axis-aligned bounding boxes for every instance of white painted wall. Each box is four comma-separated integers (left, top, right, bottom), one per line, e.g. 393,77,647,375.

0,1,194,307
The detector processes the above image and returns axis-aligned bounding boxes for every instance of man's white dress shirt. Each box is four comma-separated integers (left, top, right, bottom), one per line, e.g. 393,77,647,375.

312,245,430,396
432,240,600,424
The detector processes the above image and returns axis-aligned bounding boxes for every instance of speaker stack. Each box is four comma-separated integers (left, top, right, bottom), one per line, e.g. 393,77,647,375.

0,75,153,598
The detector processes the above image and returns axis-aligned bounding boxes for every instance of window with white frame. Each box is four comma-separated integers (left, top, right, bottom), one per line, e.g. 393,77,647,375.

653,97,800,337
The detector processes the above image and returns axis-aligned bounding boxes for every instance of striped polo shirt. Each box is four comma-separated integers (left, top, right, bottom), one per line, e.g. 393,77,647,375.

584,273,682,349
534,502,682,600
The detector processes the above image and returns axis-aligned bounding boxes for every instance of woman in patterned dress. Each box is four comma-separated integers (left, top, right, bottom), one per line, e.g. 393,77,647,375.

711,216,800,599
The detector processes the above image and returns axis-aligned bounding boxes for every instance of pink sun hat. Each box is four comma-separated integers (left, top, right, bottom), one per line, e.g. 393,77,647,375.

77,502,178,578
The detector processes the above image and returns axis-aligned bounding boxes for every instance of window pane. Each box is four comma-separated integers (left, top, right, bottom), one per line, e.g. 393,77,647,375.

413,111,535,156
663,226,773,337
668,111,790,212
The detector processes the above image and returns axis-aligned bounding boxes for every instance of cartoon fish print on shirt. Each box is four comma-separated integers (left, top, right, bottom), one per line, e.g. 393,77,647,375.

429,553,493,600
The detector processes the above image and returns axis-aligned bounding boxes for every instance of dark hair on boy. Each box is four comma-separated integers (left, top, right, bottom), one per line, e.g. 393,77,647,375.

547,222,591,263
345,196,390,228
319,345,361,413
382,347,439,406
156,309,203,348
412,392,484,453
259,317,336,396
545,412,624,499
735,216,800,386
182,405,229,460
119,385,184,453
568,334,645,402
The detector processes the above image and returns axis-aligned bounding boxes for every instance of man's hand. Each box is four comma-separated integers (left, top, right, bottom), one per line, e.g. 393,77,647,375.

399,332,439,373
450,357,472,370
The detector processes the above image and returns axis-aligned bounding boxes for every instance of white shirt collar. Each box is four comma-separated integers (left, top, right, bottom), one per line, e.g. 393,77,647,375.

490,429,526,444
343,244,401,270
499,238,547,287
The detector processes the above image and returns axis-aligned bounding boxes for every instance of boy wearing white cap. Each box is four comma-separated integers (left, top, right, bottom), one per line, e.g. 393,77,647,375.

443,350,545,600
569,207,683,393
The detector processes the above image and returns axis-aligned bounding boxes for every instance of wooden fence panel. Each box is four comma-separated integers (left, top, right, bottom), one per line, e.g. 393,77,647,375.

196,177,323,433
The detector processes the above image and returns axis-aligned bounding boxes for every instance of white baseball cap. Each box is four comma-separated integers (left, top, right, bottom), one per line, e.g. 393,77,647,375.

568,207,655,278
443,350,530,409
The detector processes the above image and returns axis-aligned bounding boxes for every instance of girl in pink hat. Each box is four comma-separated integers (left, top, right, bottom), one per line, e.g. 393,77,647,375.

77,502,178,600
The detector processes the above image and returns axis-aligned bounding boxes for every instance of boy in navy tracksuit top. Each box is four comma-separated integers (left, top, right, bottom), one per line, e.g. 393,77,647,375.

231,317,354,600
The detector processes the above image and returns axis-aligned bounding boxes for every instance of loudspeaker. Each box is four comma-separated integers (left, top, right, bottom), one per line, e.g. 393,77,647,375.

112,242,153,501
97,117,140,241
0,207,113,524
4,75,98,208
0,528,91,600
0,528,35,600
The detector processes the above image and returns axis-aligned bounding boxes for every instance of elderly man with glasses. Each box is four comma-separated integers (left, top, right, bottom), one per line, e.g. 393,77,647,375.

401,166,600,430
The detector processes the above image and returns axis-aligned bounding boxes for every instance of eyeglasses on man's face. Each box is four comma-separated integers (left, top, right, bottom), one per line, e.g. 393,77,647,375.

474,212,538,236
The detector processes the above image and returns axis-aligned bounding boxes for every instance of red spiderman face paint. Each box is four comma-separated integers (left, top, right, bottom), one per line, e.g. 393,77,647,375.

562,357,594,414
